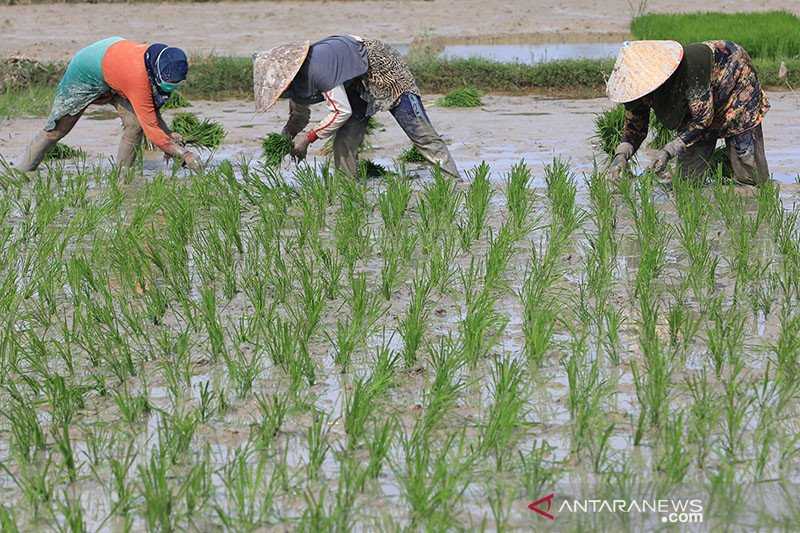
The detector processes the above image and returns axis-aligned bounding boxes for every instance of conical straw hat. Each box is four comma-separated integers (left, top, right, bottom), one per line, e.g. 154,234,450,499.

253,41,310,112
606,41,684,103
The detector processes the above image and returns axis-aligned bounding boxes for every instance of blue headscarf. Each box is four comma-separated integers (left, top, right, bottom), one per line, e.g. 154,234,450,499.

145,43,188,107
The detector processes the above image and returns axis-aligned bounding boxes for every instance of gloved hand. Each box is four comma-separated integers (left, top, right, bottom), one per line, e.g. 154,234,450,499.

170,132,185,144
647,138,686,175
648,149,671,174
292,133,312,161
182,151,202,171
609,142,634,180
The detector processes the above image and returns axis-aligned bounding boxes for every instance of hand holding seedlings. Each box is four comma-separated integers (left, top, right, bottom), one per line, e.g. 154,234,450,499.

608,142,633,180
292,133,311,161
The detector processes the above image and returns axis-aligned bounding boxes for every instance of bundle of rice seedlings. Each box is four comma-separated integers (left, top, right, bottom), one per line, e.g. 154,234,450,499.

399,145,426,163
436,87,482,108
45,142,85,161
358,159,391,178
170,112,226,149
594,105,677,155
593,105,626,158
262,133,293,167
162,91,191,110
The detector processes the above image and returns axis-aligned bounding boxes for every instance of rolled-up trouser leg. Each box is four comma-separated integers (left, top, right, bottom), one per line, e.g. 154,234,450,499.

111,95,143,168
390,93,459,178
17,112,83,171
674,135,717,181
726,124,769,186
333,116,369,177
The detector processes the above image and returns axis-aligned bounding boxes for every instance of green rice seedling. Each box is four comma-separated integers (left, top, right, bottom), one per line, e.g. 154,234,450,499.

288,252,327,343
334,178,372,271
545,158,585,241
483,223,517,291
221,343,263,400
520,441,560,501
199,286,226,362
183,452,215,527
54,491,86,533
162,91,191,109
0,455,54,519
171,112,226,149
426,229,459,292
44,142,85,161
344,378,375,449
564,336,610,455
251,393,289,450
721,363,754,460
631,290,672,435
400,274,432,367
362,417,397,485
399,145,426,163
216,446,275,531
666,291,701,360
395,427,474,530
673,178,718,305
113,386,151,426
307,410,332,480
686,368,719,469
108,442,137,521
480,356,526,467
139,452,177,532
655,411,691,488
52,419,78,483
458,162,492,250
417,166,462,251
378,172,412,232
505,161,536,233
436,87,482,107
158,410,199,465
460,272,508,366
706,296,746,376
319,247,345,300
773,304,800,380
420,335,466,436
379,231,407,300
4,398,46,464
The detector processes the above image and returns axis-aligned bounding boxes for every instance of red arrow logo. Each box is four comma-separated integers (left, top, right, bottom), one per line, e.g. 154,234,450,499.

528,493,556,520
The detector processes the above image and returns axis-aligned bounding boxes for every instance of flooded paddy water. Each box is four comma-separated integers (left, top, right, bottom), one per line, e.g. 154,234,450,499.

1,107,800,528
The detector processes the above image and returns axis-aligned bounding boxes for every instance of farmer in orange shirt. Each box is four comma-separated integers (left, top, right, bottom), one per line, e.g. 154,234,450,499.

17,37,200,171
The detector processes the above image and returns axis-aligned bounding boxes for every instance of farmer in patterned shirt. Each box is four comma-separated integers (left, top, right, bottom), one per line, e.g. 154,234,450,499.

253,35,459,178
607,40,770,185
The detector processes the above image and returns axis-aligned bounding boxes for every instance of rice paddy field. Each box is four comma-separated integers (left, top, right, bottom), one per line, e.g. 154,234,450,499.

0,152,799,531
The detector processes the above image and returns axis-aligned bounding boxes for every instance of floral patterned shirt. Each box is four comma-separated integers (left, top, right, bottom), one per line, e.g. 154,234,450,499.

622,40,770,150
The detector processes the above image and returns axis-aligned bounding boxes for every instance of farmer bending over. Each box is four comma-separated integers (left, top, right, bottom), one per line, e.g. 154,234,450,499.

18,37,200,171
607,40,770,185
254,35,459,178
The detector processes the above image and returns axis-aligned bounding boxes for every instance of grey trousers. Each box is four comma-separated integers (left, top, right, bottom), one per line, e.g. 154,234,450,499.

18,94,146,171
676,124,770,185
333,92,460,178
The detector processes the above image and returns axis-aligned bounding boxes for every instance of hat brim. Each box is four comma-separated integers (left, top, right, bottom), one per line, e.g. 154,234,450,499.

254,41,311,112
606,40,684,104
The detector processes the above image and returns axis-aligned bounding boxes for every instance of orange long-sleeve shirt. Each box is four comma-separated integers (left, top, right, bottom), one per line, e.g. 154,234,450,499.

101,40,174,152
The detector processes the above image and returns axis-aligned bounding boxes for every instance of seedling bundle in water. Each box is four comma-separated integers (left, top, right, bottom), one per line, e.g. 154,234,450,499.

399,145,426,163
45,142,84,160
437,87,482,108
262,133,293,167
170,112,226,149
